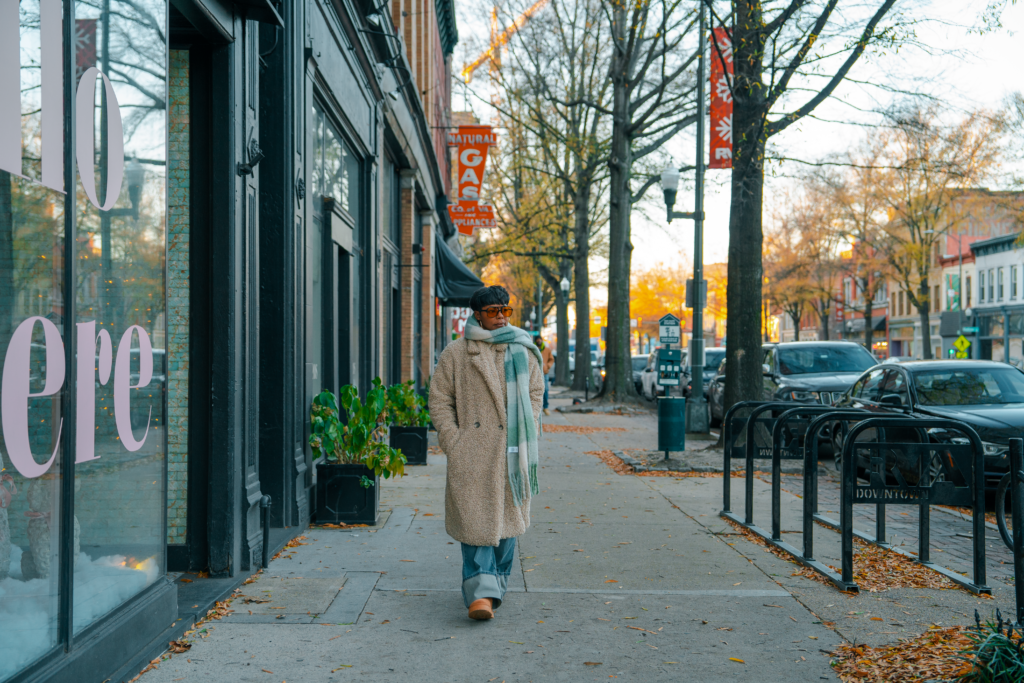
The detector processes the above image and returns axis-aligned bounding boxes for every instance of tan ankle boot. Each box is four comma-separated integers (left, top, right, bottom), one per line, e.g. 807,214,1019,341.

468,598,494,620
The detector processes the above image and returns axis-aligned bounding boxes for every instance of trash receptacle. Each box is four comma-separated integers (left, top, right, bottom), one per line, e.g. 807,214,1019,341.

658,396,686,457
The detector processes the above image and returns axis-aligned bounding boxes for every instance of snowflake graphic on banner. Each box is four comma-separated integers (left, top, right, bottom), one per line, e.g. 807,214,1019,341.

716,114,733,143
715,74,733,103
713,35,733,63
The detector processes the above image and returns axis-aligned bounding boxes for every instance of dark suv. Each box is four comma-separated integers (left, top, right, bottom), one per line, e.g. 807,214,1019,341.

762,341,877,404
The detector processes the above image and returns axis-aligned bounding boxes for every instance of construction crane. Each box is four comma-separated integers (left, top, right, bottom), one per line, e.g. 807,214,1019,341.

460,0,550,83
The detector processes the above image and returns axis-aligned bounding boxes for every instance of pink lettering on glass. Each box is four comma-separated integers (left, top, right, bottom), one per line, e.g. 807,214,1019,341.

75,321,112,463
113,325,152,451
1,317,65,478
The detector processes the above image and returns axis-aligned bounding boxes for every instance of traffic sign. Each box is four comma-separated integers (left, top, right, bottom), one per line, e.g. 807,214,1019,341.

962,326,979,334
954,335,971,353
659,313,681,344
955,351,969,359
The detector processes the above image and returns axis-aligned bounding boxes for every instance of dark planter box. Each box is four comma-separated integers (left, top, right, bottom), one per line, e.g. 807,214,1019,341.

390,425,429,466
315,462,379,524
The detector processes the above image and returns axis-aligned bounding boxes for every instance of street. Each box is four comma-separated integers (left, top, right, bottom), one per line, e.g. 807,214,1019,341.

137,390,1014,682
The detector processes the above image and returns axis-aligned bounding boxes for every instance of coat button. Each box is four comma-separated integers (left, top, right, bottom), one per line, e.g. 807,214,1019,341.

475,422,480,428
498,424,504,430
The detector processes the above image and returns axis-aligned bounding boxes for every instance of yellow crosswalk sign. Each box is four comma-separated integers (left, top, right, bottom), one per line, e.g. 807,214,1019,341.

954,335,970,353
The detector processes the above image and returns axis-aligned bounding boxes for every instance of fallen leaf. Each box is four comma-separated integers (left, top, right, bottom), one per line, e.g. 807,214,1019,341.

729,658,745,664
871,617,884,621
179,578,193,584
605,580,619,583
331,666,353,672
584,662,602,666
510,641,525,645
262,669,274,674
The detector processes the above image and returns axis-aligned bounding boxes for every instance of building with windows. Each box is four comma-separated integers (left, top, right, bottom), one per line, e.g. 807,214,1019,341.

0,0,466,681
965,232,1024,366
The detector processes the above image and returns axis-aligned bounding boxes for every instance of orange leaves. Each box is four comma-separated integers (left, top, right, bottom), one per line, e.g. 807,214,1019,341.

829,626,972,682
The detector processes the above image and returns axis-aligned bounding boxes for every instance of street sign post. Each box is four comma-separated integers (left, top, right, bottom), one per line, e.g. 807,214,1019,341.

659,313,681,345
954,335,971,359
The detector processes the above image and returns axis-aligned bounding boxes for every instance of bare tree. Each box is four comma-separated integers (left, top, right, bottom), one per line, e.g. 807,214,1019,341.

478,0,613,390
871,106,1006,358
600,0,700,403
719,0,904,410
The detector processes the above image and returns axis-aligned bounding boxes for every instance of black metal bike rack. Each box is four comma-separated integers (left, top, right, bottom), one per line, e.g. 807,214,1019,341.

721,401,805,528
1008,438,1024,624
762,409,873,591
722,401,781,514
840,417,990,595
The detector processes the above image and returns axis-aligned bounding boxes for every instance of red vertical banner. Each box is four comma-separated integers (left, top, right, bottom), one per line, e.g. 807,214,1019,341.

447,125,497,236
709,28,733,169
75,19,97,84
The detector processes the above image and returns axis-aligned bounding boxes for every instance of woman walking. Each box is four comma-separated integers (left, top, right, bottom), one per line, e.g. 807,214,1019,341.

429,285,544,621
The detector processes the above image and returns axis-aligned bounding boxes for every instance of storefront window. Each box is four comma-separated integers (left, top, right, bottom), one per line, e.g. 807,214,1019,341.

312,103,359,220
1,0,166,677
1009,312,1024,336
71,0,167,634
0,2,66,676
981,314,1005,338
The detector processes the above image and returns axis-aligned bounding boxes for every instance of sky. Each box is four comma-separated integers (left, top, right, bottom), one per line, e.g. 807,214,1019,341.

451,0,1024,307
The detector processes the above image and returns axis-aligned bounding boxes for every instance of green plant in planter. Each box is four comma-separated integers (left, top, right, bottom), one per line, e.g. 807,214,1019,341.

310,378,406,488
385,380,430,427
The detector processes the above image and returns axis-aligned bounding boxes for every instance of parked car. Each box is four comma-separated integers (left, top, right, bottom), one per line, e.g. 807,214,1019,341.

632,354,648,395
833,360,1024,490
708,357,727,426
640,348,689,401
762,341,877,404
697,346,726,397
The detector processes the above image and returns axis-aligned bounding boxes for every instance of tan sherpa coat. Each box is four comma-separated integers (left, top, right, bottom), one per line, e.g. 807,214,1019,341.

429,337,544,546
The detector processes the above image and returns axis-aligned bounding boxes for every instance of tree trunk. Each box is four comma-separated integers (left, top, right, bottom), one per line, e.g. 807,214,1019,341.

819,301,830,340
791,311,801,342
863,292,874,354
918,281,933,359
723,140,766,410
600,6,640,403
723,0,767,412
571,186,593,392
539,262,573,387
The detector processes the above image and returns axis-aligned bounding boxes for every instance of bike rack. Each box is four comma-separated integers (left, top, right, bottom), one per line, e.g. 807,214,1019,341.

721,401,788,515
1009,438,1024,624
841,417,990,595
721,401,805,528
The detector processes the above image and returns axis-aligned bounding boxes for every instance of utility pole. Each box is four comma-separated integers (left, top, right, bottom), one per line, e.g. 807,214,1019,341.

687,0,709,433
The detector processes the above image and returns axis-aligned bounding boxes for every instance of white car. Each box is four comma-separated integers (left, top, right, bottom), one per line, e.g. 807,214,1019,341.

640,348,688,400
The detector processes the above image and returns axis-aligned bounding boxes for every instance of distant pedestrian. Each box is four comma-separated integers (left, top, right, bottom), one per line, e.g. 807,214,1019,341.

429,285,544,621
536,334,554,415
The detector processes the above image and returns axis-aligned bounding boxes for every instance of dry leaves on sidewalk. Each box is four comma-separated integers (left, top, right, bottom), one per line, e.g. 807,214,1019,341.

723,518,964,593
851,543,957,593
830,626,972,681
544,425,627,433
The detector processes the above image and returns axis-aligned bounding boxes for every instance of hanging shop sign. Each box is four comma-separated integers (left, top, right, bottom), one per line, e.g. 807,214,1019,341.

1,318,155,479
709,27,733,169
448,202,495,236
447,125,497,236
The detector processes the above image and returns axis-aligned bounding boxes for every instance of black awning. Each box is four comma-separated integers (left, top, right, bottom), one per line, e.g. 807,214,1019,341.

435,235,484,307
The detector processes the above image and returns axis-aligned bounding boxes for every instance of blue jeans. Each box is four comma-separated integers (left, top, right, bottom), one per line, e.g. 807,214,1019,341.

461,537,516,608
543,375,549,409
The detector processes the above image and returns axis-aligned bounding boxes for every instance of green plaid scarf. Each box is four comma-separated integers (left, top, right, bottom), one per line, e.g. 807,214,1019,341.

464,316,541,506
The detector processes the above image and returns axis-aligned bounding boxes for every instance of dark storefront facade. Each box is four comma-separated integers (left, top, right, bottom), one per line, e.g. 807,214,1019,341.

2,0,460,679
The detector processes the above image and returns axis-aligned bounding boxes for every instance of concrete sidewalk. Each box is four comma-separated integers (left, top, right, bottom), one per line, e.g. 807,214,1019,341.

138,393,1002,682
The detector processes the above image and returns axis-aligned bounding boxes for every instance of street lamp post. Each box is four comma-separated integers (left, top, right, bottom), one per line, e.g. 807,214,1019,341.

659,0,709,434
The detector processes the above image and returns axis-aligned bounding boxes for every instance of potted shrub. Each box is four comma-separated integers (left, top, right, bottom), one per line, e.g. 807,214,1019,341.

310,378,406,524
386,380,431,466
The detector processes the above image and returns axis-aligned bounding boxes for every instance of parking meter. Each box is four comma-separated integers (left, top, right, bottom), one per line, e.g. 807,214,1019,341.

656,348,683,388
